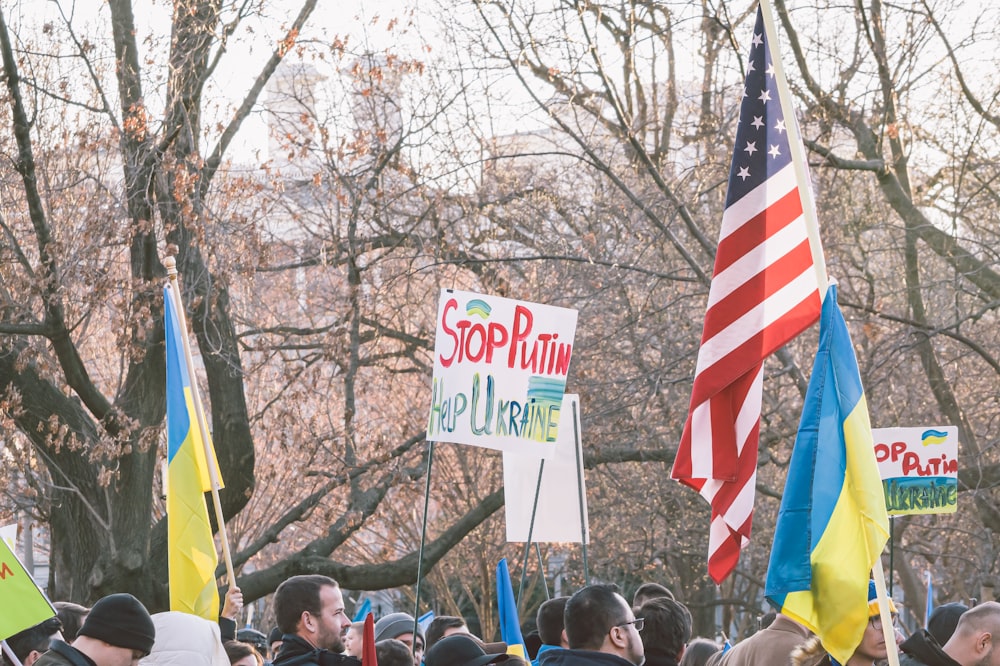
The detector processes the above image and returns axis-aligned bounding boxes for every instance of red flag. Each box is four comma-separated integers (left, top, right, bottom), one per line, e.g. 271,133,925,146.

362,612,378,666
670,6,823,584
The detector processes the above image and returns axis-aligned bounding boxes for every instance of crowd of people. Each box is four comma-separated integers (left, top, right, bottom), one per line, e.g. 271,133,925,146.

3,574,997,666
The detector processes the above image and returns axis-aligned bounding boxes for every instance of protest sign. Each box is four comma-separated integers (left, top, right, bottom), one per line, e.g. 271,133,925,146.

427,289,578,455
873,426,958,515
0,531,55,640
503,394,589,543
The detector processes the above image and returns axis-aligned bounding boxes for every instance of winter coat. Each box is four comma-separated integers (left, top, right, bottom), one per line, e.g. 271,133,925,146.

273,635,362,666
898,630,961,666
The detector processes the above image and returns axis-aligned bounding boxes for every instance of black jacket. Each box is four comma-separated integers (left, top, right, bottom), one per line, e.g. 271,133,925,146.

899,630,961,666
273,635,362,666
34,641,96,666
538,648,637,666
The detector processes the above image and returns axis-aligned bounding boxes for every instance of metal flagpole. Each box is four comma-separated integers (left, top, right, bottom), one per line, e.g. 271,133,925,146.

412,441,436,651
517,459,546,612
572,400,589,584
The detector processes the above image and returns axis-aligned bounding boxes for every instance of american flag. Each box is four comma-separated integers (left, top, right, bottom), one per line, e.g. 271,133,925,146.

670,5,825,584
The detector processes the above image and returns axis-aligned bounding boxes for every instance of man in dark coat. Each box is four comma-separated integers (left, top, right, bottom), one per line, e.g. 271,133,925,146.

35,593,155,666
272,575,359,666
539,584,644,666
637,597,692,666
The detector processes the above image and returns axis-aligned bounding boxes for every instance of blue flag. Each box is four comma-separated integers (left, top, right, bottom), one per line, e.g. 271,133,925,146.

496,558,526,658
925,570,934,628
353,598,372,622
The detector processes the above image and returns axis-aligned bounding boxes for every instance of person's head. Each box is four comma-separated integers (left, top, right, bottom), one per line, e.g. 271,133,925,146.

223,641,264,666
74,593,155,666
852,582,898,664
638,597,692,662
928,602,969,646
944,601,1000,666
273,575,351,652
53,601,89,643
536,597,570,648
424,634,509,666
3,616,63,666
377,639,415,666
565,584,644,666
374,612,425,666
343,622,365,658
267,627,283,660
632,582,675,609
426,616,469,650
236,629,268,657
678,638,720,666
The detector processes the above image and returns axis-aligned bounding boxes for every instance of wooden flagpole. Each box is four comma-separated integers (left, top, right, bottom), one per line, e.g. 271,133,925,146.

164,255,236,586
758,0,829,296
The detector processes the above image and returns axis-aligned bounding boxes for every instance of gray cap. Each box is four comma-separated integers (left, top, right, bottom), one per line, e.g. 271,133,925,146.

374,612,423,643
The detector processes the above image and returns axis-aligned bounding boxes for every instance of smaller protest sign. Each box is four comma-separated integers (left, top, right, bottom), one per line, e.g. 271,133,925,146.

503,394,589,543
873,426,958,516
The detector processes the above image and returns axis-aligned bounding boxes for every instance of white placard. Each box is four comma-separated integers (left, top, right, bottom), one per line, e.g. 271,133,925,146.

503,394,589,543
427,289,578,455
872,426,958,515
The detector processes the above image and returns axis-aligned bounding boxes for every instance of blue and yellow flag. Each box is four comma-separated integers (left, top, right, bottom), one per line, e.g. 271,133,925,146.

765,284,889,665
496,558,527,658
165,284,222,620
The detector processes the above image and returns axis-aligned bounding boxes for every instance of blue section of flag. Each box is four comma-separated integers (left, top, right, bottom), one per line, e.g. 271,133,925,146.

925,571,934,628
725,8,794,206
418,610,435,634
496,558,526,655
353,597,372,622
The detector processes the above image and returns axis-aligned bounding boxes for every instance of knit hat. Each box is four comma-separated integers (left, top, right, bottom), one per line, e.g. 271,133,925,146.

79,593,156,655
927,602,968,645
268,626,283,646
866,580,898,616
374,612,424,643
425,635,509,666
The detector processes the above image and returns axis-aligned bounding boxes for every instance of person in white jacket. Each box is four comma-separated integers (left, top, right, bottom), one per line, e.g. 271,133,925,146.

139,612,230,666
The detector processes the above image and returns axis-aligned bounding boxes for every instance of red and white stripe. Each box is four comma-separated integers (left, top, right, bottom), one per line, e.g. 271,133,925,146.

672,162,822,584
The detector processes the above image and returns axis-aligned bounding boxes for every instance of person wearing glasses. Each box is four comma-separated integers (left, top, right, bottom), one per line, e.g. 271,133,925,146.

790,582,898,666
539,584,644,666
637,597,692,666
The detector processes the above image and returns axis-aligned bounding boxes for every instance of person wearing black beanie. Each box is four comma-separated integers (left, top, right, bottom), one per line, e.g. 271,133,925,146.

36,593,155,666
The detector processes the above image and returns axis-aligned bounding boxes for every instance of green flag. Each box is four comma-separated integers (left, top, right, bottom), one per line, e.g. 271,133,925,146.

0,535,55,640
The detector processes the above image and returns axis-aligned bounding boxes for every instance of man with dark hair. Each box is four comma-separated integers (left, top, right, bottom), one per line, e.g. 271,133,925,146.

3,617,63,666
425,616,470,650
376,639,416,666
540,584,643,666
638,597,692,666
272,575,358,666
533,597,569,666
35,593,155,666
632,583,675,609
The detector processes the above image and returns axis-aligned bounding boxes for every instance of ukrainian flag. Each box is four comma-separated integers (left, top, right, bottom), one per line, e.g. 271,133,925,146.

165,284,222,620
496,558,527,658
765,284,889,665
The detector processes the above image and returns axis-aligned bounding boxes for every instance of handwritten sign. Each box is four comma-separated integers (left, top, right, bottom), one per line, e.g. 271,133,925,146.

426,289,578,454
873,426,958,515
